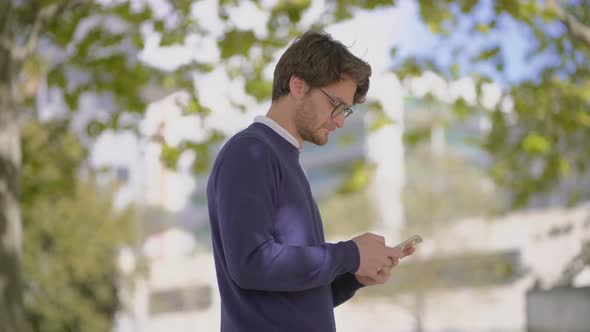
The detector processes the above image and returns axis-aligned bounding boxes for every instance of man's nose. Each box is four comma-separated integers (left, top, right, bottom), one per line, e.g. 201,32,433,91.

333,113,345,128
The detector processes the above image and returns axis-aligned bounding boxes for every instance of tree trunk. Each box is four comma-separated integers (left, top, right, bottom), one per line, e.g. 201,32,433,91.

0,46,25,332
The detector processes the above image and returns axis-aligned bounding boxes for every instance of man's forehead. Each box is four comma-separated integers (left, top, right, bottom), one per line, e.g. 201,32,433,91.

327,79,356,105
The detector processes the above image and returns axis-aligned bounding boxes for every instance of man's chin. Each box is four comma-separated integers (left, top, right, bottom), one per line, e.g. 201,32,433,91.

310,133,329,146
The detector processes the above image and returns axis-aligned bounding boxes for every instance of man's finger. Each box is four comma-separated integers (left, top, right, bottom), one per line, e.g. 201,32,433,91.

383,256,394,268
402,246,416,258
386,245,402,258
382,258,399,275
381,258,398,273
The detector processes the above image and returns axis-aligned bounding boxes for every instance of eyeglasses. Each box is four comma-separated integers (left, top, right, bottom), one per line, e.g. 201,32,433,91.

318,88,354,119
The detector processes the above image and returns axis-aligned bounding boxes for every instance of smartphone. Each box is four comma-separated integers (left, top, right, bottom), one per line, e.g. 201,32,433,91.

394,235,422,253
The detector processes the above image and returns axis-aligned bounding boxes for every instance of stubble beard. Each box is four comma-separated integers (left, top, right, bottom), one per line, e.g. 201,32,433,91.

294,103,329,146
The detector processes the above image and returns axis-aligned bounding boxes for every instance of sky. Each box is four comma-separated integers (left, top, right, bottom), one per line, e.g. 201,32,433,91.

92,1,426,163
132,0,539,127
86,0,539,211
90,0,430,211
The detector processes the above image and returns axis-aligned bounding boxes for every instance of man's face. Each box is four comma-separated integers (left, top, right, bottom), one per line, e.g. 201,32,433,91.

295,77,356,146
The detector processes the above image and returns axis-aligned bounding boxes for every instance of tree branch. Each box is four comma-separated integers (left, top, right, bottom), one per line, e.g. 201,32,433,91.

547,0,590,46
0,1,14,54
10,3,61,61
12,1,88,61
1,38,13,52
0,1,13,39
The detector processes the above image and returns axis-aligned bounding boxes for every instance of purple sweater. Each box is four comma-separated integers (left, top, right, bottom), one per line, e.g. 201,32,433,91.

207,122,363,332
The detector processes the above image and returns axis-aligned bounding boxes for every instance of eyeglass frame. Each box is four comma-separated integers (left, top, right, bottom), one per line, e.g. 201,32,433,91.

318,88,354,119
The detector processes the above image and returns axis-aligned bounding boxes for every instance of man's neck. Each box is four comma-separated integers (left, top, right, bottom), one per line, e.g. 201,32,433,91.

266,101,303,146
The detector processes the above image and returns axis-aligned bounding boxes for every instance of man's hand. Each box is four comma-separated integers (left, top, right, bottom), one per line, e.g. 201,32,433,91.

356,244,417,286
352,233,402,280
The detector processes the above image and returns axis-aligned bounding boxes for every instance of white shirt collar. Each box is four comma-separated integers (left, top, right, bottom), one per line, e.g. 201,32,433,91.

254,115,302,150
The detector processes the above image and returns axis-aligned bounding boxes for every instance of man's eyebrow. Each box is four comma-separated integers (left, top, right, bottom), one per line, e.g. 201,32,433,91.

333,95,350,106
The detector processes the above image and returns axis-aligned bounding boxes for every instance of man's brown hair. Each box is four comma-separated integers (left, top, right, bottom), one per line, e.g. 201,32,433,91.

272,30,371,104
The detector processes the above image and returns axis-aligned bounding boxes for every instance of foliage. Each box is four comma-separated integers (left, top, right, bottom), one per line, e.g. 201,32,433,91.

20,120,136,332
397,0,590,208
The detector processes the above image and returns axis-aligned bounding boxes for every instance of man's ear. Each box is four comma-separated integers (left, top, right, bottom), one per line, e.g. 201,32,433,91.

288,75,309,99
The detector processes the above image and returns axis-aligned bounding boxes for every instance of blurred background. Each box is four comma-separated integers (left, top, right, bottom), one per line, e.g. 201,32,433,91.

1,0,589,331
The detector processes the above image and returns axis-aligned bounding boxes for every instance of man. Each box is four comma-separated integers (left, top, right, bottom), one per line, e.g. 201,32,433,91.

207,30,415,332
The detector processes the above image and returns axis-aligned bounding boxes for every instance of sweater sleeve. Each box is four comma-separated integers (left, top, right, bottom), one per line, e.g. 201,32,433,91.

331,273,365,307
211,136,359,292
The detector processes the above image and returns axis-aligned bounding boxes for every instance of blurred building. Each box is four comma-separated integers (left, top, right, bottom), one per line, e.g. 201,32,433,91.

115,228,220,332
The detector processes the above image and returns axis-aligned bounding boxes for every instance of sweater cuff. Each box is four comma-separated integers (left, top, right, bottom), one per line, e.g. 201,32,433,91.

338,240,360,274
341,272,366,291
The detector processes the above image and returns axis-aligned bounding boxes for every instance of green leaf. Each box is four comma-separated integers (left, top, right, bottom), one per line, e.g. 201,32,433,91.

522,133,551,155
577,111,590,127
338,162,375,194
418,0,452,34
184,131,226,174
365,101,395,131
390,47,398,59
558,158,571,176
85,120,105,138
369,113,395,132
403,127,431,147
359,0,393,9
154,19,165,33
474,46,501,62
334,6,353,21
64,90,81,111
273,0,311,23
196,63,215,73
459,1,478,13
450,63,460,78
337,132,358,146
245,78,273,101
453,98,470,119
101,33,125,48
475,23,491,34
184,98,211,116
110,1,153,24
160,32,185,46
47,67,66,88
394,58,423,80
132,33,145,49
219,29,257,59
160,144,182,169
